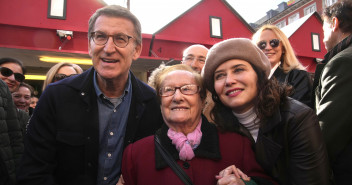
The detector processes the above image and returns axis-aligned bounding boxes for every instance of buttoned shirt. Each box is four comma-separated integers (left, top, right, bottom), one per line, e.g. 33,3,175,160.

94,72,132,185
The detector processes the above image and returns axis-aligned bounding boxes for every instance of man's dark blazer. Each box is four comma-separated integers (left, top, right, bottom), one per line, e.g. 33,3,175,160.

17,67,163,185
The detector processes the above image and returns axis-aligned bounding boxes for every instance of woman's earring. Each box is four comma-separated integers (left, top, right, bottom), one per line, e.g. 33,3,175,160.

212,94,219,102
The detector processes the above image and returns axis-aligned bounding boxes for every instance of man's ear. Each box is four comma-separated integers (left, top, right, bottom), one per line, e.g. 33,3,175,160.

88,39,92,57
332,17,339,32
132,43,142,60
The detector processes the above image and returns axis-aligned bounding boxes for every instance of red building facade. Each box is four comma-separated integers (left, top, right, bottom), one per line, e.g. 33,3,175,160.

0,0,327,92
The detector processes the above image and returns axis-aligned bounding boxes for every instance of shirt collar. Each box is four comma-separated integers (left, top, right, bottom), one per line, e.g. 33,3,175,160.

93,71,131,98
268,61,281,79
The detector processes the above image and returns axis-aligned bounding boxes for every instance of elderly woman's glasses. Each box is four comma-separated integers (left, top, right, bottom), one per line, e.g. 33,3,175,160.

91,31,133,48
53,74,77,82
0,67,25,82
257,39,280,50
160,84,200,97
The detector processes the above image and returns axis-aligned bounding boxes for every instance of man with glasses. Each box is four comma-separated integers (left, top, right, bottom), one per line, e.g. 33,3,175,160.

18,5,162,185
180,45,214,122
0,57,25,185
181,44,208,73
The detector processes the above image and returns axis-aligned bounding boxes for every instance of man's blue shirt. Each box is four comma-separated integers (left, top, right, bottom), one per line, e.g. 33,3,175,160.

94,72,132,185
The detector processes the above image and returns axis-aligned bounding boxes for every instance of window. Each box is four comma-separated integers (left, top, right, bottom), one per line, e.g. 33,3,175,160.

304,3,316,15
209,16,223,39
276,20,286,29
326,0,338,7
47,0,67,19
311,33,321,52
288,13,299,24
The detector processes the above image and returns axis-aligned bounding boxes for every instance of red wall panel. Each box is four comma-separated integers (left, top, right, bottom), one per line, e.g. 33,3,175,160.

0,0,103,32
155,0,253,45
289,15,326,59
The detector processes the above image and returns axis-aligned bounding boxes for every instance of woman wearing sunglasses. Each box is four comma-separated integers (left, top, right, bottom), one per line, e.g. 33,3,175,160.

0,58,26,93
252,25,312,107
42,62,83,91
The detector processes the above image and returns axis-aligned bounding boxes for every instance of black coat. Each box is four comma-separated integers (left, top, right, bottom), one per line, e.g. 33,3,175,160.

272,67,312,108
315,44,352,185
235,98,330,185
17,67,163,185
0,80,23,185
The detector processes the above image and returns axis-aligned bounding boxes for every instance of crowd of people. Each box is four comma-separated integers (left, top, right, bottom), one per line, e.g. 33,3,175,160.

0,0,351,185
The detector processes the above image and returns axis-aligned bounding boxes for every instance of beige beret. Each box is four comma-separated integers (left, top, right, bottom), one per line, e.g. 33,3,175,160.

202,38,271,94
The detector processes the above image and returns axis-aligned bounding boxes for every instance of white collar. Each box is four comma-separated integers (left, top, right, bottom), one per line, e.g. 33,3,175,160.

268,61,281,79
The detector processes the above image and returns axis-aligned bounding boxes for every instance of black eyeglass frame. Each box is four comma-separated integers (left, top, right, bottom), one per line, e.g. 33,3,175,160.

257,39,281,50
0,67,25,82
90,31,133,48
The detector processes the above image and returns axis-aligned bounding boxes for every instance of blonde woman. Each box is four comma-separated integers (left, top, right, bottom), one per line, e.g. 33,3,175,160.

252,25,312,107
42,62,83,91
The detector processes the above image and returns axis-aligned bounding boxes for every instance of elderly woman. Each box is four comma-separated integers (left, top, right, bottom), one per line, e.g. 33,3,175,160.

252,25,312,107
121,64,275,185
42,62,83,91
202,38,330,185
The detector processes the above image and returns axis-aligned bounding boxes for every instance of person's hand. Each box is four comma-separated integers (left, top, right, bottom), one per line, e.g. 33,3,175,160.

116,175,125,185
217,174,245,185
216,165,250,181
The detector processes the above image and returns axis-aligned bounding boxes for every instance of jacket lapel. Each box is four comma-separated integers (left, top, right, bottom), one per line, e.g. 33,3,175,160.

255,107,283,173
123,72,149,147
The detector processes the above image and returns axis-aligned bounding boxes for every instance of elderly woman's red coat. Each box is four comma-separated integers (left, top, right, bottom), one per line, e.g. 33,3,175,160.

122,116,275,185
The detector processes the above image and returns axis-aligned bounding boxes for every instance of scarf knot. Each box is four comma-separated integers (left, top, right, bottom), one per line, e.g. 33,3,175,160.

167,119,202,161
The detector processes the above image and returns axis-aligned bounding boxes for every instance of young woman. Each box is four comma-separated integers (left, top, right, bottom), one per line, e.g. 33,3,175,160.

202,38,330,185
252,25,312,107
0,57,25,93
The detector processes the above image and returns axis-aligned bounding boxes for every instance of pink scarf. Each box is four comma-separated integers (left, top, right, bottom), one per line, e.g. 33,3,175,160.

167,119,202,161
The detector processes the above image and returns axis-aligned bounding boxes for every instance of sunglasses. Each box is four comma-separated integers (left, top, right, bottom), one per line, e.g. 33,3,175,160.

53,73,77,82
0,67,25,82
257,39,280,50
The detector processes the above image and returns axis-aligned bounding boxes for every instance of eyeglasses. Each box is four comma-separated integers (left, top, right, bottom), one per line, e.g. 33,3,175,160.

91,31,133,48
0,67,25,82
159,84,200,97
257,39,280,50
183,56,206,64
53,74,77,82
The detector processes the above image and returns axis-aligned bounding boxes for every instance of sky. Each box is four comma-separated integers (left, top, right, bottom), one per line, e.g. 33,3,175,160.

104,0,290,34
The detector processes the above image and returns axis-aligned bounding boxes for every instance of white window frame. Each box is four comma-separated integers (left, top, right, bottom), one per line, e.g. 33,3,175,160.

276,20,286,29
304,3,317,15
326,0,338,7
209,16,223,39
47,0,67,19
311,33,321,52
288,13,300,24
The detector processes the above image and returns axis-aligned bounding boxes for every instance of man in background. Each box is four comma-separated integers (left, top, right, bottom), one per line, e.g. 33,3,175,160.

181,44,208,73
313,1,352,184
